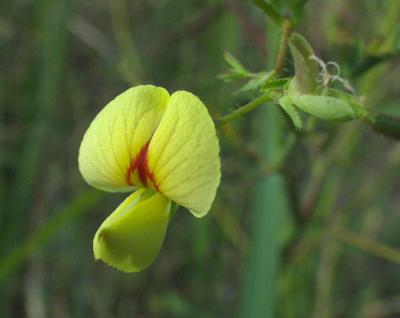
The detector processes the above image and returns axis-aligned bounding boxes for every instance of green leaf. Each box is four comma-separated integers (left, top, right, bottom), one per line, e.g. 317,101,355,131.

262,77,289,90
278,96,302,129
223,51,248,73
288,33,319,94
217,71,249,82
239,71,275,93
251,0,284,26
219,51,252,82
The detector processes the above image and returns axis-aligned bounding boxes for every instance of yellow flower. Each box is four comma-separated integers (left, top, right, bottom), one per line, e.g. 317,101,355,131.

78,85,221,272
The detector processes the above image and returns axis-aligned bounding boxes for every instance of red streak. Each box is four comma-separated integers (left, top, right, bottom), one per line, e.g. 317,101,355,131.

126,142,159,191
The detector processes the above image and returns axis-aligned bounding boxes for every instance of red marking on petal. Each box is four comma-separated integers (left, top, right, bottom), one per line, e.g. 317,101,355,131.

126,141,160,191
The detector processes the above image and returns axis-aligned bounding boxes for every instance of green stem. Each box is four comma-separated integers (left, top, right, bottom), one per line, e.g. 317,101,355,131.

216,18,292,128
251,0,285,26
364,112,400,140
332,226,400,265
274,19,293,76
240,9,291,318
216,92,274,127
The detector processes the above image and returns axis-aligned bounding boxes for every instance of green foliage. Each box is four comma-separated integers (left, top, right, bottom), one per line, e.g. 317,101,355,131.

288,33,319,94
279,96,303,129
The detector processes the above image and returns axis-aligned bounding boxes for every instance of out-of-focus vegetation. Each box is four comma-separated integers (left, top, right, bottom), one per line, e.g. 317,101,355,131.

1,0,400,317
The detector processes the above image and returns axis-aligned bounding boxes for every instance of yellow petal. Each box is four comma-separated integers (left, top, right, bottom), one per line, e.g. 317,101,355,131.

147,91,221,217
78,85,169,192
93,189,171,272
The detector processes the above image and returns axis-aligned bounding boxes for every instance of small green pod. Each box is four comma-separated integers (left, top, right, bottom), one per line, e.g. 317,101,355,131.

326,88,369,119
287,79,356,122
293,94,356,121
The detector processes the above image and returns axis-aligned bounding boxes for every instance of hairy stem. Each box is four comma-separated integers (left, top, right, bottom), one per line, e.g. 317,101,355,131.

274,19,293,76
216,92,274,127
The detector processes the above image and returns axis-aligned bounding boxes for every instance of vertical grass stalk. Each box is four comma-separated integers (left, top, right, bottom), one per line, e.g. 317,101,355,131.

240,16,291,318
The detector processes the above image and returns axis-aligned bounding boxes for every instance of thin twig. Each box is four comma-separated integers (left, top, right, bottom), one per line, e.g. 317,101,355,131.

251,0,285,26
332,225,400,265
216,93,274,127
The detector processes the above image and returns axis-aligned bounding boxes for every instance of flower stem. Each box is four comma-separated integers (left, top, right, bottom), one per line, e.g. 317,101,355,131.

216,92,274,127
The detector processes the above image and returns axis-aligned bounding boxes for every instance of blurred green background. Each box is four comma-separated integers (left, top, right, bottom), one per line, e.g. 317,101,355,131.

1,0,400,317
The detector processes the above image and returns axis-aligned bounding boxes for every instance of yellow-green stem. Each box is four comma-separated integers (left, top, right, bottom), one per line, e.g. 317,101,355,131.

216,93,274,127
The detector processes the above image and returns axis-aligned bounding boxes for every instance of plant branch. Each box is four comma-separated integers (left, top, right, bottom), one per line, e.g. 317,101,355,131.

365,112,400,140
332,225,400,265
251,0,285,26
216,11,293,128
274,19,293,75
216,93,274,127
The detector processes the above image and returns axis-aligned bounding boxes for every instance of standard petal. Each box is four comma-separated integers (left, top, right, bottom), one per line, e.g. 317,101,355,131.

147,91,221,217
93,189,171,272
78,85,169,192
